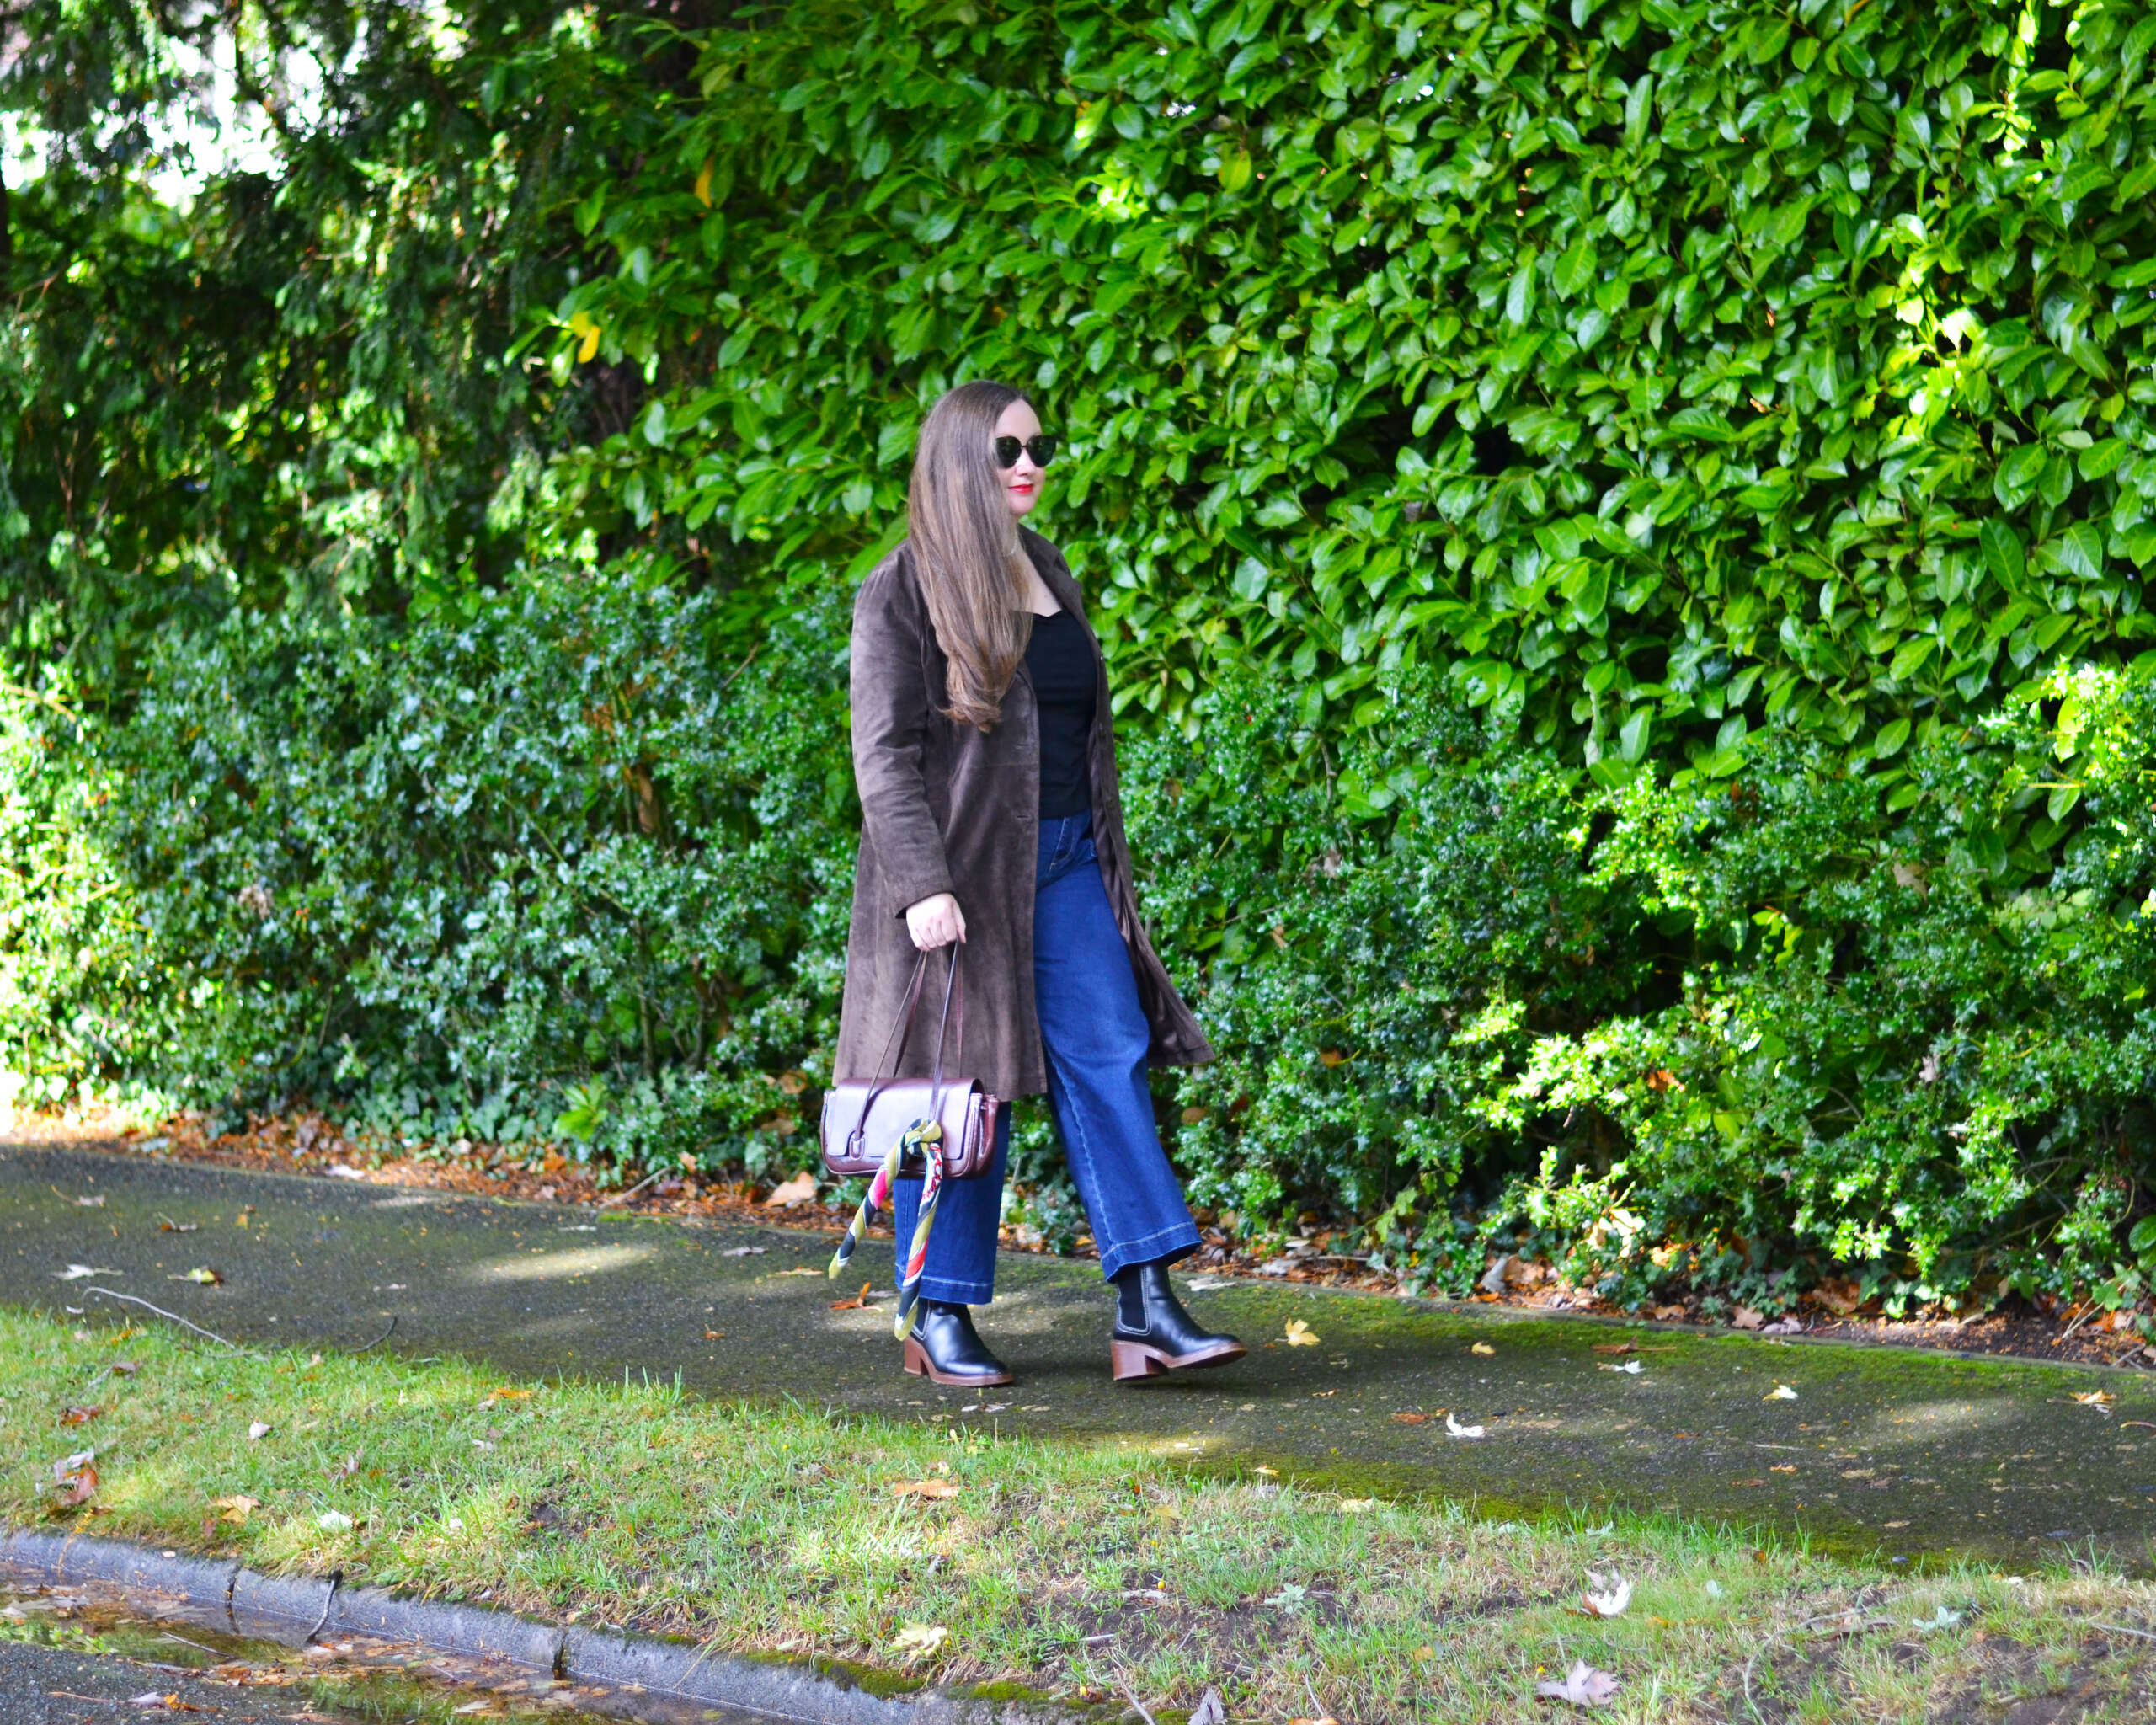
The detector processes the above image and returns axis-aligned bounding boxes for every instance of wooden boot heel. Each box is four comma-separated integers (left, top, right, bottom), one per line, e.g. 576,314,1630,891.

1110,1339,1171,1381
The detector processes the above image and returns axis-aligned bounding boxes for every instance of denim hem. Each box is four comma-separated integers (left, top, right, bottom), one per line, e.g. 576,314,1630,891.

1097,1226,1202,1284
914,1276,996,1307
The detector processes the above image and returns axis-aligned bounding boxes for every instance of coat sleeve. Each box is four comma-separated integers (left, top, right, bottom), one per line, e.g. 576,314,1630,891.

851,560,956,919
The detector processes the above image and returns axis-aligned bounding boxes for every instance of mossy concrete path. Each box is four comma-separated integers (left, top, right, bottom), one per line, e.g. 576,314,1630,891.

7,1141,2152,1570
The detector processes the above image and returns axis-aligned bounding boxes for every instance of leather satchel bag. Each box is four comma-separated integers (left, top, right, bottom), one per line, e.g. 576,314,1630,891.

820,947,999,1181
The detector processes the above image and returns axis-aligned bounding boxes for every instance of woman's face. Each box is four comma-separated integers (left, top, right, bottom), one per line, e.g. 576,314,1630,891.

993,398,1044,519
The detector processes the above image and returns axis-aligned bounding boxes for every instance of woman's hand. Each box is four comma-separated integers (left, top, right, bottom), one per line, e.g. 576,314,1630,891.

905,892,967,950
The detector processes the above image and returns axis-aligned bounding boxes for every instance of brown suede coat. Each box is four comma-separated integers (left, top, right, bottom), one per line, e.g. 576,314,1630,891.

835,528,1213,1100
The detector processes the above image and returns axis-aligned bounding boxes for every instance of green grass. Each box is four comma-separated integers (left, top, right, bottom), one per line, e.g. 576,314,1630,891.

4,1308,2153,1722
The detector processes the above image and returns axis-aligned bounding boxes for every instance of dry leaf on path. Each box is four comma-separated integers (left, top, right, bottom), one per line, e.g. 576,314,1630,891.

174,1268,224,1285
60,1406,104,1427
830,1282,876,1311
776,1267,824,1278
213,1495,259,1526
1390,1412,1430,1425
1591,1342,1637,1354
1283,1319,1319,1347
764,1171,819,1208
2073,1391,2115,1408
891,1478,961,1500
1764,1383,1798,1400
1582,1572,1631,1617
1445,1413,1485,1439
1536,1660,1619,1706
1470,1341,1496,1355
1188,1688,1226,1725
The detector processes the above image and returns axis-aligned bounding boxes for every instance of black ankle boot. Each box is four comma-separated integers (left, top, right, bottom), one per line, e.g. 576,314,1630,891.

1109,1260,1246,1381
901,1300,1013,1387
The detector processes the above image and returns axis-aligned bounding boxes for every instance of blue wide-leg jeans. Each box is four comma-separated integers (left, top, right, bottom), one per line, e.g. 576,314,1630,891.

889,811,1202,1305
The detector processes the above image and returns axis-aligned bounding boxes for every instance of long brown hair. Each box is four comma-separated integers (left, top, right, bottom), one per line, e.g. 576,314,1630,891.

906,380,1035,731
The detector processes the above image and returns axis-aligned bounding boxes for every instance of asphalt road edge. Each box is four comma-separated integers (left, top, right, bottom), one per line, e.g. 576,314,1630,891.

1,1526,1079,1725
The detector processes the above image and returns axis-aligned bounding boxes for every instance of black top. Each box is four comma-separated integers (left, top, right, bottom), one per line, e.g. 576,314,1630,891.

1023,609,1096,818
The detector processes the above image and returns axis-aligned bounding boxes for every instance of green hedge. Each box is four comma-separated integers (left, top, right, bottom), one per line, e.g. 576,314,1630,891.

6,0,2156,1312
5,617,2151,1313
0,572,856,1169
554,0,2156,769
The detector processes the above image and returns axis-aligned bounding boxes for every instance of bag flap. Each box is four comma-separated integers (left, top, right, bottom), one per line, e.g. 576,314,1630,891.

825,1079,983,1162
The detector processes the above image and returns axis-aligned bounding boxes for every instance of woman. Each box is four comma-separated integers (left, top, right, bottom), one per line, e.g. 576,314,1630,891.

837,378,1245,1389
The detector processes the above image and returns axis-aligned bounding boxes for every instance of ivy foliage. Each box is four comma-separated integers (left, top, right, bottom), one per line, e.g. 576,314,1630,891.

552,0,2156,785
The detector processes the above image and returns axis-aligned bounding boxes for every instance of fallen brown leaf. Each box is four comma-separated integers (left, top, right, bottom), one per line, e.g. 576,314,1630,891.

213,1495,259,1526
173,1268,223,1285
1591,1342,1637,1354
1390,1412,1430,1425
765,1171,819,1208
51,1450,99,1509
60,1406,104,1427
830,1282,876,1311
891,1478,961,1500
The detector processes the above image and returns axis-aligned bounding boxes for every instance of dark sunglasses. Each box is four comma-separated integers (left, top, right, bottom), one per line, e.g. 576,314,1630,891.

992,434,1059,468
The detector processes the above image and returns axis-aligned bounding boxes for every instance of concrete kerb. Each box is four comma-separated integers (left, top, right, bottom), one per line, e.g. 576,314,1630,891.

1,1529,1052,1724
333,1583,565,1674
1,1525,240,1617
229,1566,339,1641
562,1625,954,1725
